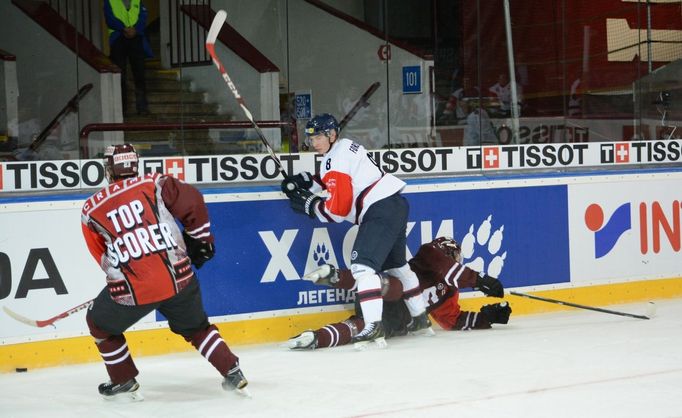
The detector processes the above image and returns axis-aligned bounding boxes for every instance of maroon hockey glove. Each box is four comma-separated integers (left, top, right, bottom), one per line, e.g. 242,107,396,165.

475,274,504,297
183,231,215,269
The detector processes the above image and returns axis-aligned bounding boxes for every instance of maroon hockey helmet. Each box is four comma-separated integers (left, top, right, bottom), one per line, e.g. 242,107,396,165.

433,237,462,263
104,143,139,182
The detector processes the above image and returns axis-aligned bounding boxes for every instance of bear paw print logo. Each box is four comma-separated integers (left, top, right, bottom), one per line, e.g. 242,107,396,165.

461,214,507,277
312,243,331,266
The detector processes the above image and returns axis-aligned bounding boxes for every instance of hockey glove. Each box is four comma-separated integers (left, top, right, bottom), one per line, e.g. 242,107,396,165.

183,231,215,269
475,274,504,298
287,187,321,218
281,172,314,194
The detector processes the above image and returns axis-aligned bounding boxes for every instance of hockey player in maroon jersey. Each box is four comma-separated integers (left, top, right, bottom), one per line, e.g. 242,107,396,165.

285,237,511,350
81,144,248,400
281,113,432,349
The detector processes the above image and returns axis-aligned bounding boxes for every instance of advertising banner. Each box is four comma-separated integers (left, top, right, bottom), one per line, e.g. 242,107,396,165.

196,185,570,316
0,181,571,343
568,177,682,282
1,140,681,192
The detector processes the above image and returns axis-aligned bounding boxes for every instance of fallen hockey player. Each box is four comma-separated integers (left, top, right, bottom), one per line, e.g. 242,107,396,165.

285,237,512,350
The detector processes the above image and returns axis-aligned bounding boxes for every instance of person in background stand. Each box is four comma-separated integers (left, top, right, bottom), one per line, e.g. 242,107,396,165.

441,76,481,124
489,72,522,118
81,144,248,401
281,113,433,350
285,237,510,350
104,0,152,115
463,98,499,146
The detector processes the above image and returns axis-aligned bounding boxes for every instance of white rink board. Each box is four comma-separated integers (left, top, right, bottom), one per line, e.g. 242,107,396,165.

2,169,682,345
568,174,682,283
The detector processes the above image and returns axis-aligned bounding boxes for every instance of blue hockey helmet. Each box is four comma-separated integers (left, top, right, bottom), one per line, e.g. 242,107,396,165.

304,113,340,137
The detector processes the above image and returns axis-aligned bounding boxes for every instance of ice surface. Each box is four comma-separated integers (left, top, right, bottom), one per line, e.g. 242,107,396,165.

2,299,681,418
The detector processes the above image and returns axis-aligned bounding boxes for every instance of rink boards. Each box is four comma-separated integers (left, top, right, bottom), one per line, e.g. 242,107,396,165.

2,168,682,371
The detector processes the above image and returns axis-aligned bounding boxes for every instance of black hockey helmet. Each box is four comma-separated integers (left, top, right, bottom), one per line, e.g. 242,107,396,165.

305,113,339,137
104,143,139,182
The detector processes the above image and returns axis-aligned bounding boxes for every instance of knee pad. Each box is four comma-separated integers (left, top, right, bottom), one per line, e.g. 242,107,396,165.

386,264,420,298
86,311,111,343
351,264,380,290
350,263,376,280
385,264,415,282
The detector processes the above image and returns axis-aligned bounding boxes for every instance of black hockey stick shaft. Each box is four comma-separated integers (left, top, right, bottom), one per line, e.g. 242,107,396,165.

206,10,287,179
29,83,93,152
509,291,650,320
339,81,380,132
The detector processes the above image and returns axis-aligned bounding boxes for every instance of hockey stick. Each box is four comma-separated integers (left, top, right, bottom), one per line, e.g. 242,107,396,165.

3,299,93,328
13,83,93,161
206,10,287,179
338,81,380,132
509,291,652,320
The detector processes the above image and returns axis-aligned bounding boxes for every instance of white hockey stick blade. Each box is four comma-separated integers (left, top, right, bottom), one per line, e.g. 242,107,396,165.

645,301,657,318
207,10,227,45
3,306,39,327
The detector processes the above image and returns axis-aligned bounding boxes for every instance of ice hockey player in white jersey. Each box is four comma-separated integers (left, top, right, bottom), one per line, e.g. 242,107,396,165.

281,113,432,349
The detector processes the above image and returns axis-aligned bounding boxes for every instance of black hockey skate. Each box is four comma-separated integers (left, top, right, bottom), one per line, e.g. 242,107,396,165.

222,363,250,397
480,301,512,324
406,312,436,336
303,264,339,286
351,321,387,350
285,330,319,350
98,378,143,402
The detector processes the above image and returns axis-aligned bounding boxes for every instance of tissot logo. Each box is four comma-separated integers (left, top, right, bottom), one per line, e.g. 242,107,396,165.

600,144,614,163
466,149,482,169
483,147,500,169
465,148,500,170
600,143,630,163
165,158,185,181
142,159,165,175
141,158,184,180
616,143,630,163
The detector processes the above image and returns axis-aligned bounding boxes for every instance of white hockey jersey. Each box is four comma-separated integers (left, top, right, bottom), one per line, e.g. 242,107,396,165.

309,137,405,224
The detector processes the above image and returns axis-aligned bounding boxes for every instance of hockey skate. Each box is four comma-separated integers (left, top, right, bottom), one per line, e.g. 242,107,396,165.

480,301,512,324
98,378,143,402
284,330,318,350
222,363,251,398
351,321,387,350
303,264,339,286
406,312,436,336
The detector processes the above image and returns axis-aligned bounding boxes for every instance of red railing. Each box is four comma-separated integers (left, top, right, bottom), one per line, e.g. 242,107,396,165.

79,120,294,157
12,0,118,73
0,49,16,61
